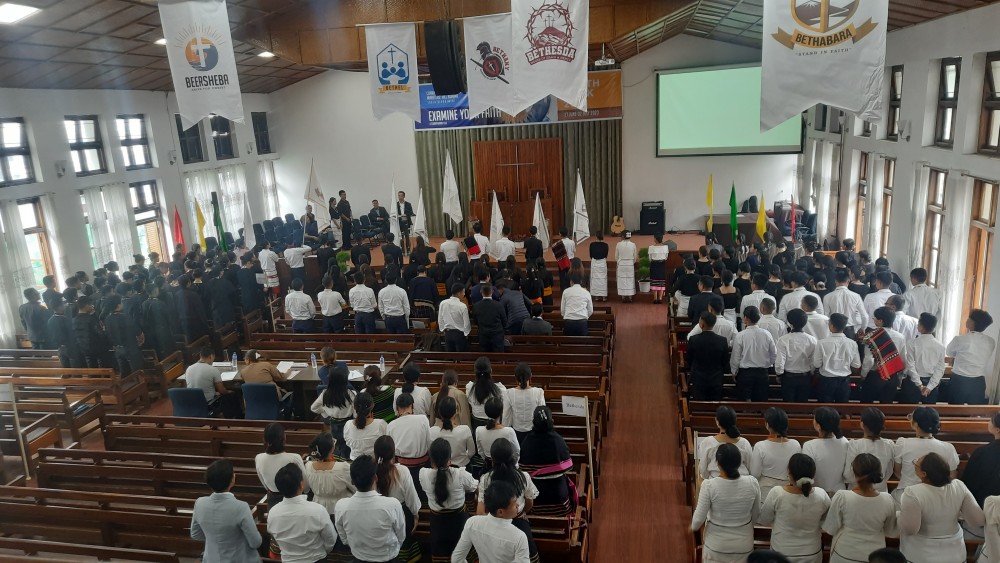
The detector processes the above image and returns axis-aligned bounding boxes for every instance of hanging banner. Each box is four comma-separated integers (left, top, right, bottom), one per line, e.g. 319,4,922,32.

365,23,421,121
511,0,590,112
464,13,520,117
159,0,244,130
761,0,888,131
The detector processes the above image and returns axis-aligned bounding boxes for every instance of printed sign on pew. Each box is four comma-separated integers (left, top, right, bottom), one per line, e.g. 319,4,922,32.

561,395,589,417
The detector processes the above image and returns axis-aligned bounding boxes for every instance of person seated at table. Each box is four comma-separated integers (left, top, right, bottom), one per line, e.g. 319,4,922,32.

241,348,292,402
184,345,231,407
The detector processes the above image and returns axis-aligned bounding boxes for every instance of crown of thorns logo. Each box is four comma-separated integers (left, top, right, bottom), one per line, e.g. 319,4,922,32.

525,3,575,48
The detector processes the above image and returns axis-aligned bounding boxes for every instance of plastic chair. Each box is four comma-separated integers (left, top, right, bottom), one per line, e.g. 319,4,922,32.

285,213,296,224
253,223,265,238
242,383,284,420
272,216,284,227
168,388,212,417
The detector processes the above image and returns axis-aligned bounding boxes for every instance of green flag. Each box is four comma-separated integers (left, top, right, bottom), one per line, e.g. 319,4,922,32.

211,192,229,252
729,183,738,240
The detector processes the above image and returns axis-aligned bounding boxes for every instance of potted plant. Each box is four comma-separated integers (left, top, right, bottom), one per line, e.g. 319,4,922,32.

336,250,351,273
638,248,651,293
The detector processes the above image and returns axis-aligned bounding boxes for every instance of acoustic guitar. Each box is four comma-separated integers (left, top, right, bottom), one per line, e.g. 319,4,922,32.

610,215,626,236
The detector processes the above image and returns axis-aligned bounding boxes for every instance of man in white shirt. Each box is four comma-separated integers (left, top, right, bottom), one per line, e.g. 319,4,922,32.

947,309,997,405
267,463,338,563
282,244,313,285
906,267,941,318
800,295,830,341
687,300,736,347
823,269,869,339
317,275,347,333
775,309,817,402
440,230,461,263
863,271,895,329
859,307,908,404
492,226,516,262
438,283,471,352
284,278,315,333
887,295,919,341
377,269,410,334
777,271,824,322
560,273,593,336
349,272,378,334
730,306,777,402
739,274,771,316
467,223,489,261
335,455,406,563
184,345,230,405
757,298,788,342
812,313,861,403
901,313,947,404
452,481,530,563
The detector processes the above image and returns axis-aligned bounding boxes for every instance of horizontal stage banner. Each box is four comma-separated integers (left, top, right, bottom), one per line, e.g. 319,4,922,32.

415,70,622,130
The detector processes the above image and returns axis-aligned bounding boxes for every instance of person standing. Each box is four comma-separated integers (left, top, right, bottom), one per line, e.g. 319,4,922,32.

19,288,51,350
730,306,777,402
560,273,593,337
438,283,471,352
377,269,410,335
496,280,531,336
441,230,461,264
466,223,489,263
267,463,338,562
813,314,861,403
284,279,314,334
473,284,507,352
236,255,264,318
393,191,415,255
946,309,996,405
103,295,145,376
686,312,730,401
190,460,263,563
47,298,78,368
552,227,575,291
900,313,946,404
906,268,940,318
823,269,869,339
775,309,818,403
858,307,907,404
648,233,670,304
258,241,281,300
334,455,407,563
282,244,313,285
587,231,609,302
615,231,638,303
73,296,110,368
524,226,543,264
318,275,347,334
337,190,353,250
349,272,378,335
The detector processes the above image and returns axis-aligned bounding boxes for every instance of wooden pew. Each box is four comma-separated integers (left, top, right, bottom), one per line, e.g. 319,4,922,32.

0,367,148,414
0,413,62,476
0,388,105,444
0,538,180,562
249,335,416,354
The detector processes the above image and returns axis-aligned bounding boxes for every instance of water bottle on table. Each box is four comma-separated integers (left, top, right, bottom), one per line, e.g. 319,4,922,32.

231,352,237,370
379,354,385,374
310,352,318,371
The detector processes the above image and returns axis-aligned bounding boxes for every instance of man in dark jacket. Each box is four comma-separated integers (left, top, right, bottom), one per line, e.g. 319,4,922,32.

686,312,730,401
381,233,403,268
520,303,553,336
472,284,507,353
237,255,264,316
496,280,532,335
524,226,544,264
47,298,78,367
686,276,717,324
41,275,61,311
205,271,239,328
19,287,52,350
104,294,145,376
73,296,109,368
140,282,176,359
176,275,210,343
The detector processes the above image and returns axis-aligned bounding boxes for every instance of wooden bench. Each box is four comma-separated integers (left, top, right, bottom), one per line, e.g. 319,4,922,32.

0,537,181,562
0,367,148,414
0,388,105,444
249,336,417,354
0,413,62,478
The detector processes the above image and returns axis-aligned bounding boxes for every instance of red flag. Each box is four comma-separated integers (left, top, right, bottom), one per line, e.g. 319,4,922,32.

790,195,796,242
172,205,186,253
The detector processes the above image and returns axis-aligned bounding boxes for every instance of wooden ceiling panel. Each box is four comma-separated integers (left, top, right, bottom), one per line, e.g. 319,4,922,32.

50,1,129,32
81,4,157,36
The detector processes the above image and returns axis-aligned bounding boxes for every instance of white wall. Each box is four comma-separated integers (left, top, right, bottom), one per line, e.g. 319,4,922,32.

0,87,274,278
268,70,419,219
620,35,798,231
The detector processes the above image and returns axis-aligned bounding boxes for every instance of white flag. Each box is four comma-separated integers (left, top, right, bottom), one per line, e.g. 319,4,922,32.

489,191,504,258
159,0,244,130
441,150,464,227
464,13,520,117
304,160,330,229
761,0,888,130
532,192,550,250
413,188,429,243
511,0,589,112
364,23,421,121
572,171,590,244
388,176,401,243
243,196,256,251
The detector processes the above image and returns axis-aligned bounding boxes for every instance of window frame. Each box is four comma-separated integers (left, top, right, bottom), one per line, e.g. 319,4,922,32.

130,180,165,259
16,197,54,288
964,179,997,322
0,117,35,188
860,120,873,138
978,52,1000,156
880,159,895,258
934,57,962,149
854,151,869,247
175,115,206,165
923,169,948,287
115,114,153,171
209,116,236,160
252,112,273,155
64,115,108,176
887,66,903,142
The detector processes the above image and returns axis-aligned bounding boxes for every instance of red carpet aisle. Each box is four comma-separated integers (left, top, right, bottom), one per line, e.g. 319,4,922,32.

589,300,693,561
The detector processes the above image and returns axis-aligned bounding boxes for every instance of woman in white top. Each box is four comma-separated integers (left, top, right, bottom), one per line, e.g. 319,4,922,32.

257,241,280,294
893,406,960,505
504,362,546,443
477,433,542,561
801,407,848,494
899,452,985,563
255,422,306,508
466,357,511,429
699,406,752,479
750,407,802,500
386,393,431,499
373,435,423,563
691,443,761,563
419,438,479,562
843,407,895,492
759,453,831,563
981,495,1000,563
309,365,356,460
342,392,388,460
302,432,355,514
392,363,433,417
475,396,520,474
823,453,898,563
428,396,476,468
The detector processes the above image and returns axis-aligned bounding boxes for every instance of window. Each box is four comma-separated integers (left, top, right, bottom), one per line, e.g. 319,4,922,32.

252,112,273,154
210,116,236,160
0,118,34,187
115,114,152,170
814,104,828,132
965,179,997,321
175,115,205,164
17,198,53,288
979,52,1000,156
923,169,948,286
861,120,873,137
935,58,961,148
880,159,895,258
64,115,107,176
130,181,164,258
259,160,280,219
887,66,903,141
854,152,869,246
829,109,844,134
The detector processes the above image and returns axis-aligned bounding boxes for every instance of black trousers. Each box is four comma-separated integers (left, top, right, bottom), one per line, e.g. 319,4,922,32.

690,375,723,401
322,314,344,333
563,319,589,337
341,221,352,249
781,371,812,402
735,367,769,402
384,315,408,334
290,267,305,283
818,376,851,403
354,311,376,334
444,329,468,352
860,371,901,403
900,376,940,404
479,331,505,352
291,319,312,333
399,227,411,253
948,374,987,405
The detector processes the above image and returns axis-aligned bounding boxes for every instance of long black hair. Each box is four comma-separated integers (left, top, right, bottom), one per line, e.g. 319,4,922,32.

373,435,397,497
788,453,816,497
429,438,453,506
471,357,502,404
401,363,421,394
488,438,526,497
310,432,335,461
716,406,740,439
353,392,374,430
763,407,788,438
484,397,503,430
434,369,459,421
364,365,383,396
814,407,843,439
323,365,352,409
514,362,532,390
437,396,458,431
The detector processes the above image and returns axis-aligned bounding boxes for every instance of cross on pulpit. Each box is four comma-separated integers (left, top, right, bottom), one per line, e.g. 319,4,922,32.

495,146,536,195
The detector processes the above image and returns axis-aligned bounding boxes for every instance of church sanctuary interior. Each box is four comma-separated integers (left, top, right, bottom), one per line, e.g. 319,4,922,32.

4,0,1000,562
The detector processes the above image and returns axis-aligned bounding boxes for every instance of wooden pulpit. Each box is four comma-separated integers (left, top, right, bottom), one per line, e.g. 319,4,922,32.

470,138,563,239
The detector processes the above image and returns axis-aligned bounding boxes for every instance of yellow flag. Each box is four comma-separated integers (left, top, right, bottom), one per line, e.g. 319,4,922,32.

194,201,207,249
706,175,714,231
756,190,767,242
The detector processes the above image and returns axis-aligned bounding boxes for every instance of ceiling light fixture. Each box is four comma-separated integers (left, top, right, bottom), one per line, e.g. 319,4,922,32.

0,3,40,24
258,51,275,58
154,38,167,45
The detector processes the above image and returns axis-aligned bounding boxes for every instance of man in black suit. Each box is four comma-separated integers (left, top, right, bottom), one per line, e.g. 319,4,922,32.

395,191,415,254
337,190,353,250
524,226,543,263
472,284,507,352
381,232,404,268
686,312,730,401
686,276,717,324
369,199,390,236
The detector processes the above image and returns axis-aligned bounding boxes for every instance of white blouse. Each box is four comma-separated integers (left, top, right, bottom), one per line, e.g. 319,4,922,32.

504,386,546,433
386,414,431,459
749,439,801,497
385,463,422,516
759,486,831,562
418,466,478,511
698,436,752,480
342,418,388,460
843,437,895,492
303,461,355,514
477,471,539,515
823,490,898,563
981,496,1000,563
691,476,761,562
802,437,849,494
475,426,520,462
893,437,960,500
393,385,433,417
899,481,985,563
465,381,509,420
310,390,357,420
428,425,476,468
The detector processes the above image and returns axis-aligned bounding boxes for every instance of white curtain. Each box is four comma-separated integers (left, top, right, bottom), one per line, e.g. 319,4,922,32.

866,154,886,257
907,163,931,271
39,194,68,287
813,141,834,241
938,172,974,343
184,164,247,242
82,187,115,267
102,182,138,265
0,200,34,347
259,160,280,219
